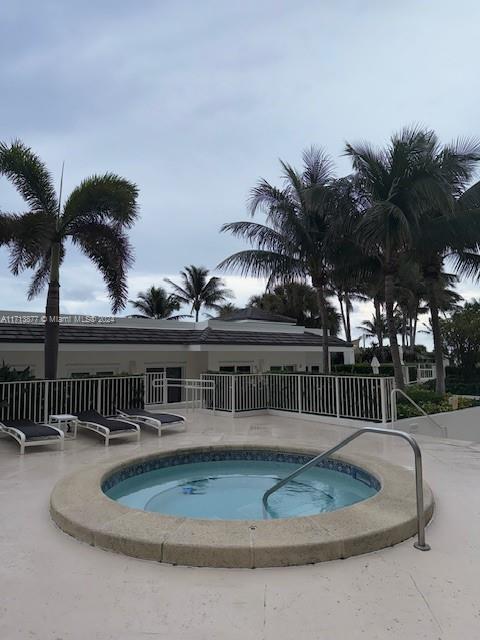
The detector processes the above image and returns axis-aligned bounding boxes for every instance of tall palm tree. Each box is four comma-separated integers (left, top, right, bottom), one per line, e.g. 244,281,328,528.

346,127,454,388
218,148,358,373
165,265,232,322
129,286,187,319
0,140,138,379
410,144,480,393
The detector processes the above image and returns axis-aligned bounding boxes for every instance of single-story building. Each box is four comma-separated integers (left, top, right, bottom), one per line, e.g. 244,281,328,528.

0,309,354,389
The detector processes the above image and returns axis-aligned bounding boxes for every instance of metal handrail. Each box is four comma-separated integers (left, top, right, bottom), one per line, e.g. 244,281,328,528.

391,388,448,438
262,426,431,551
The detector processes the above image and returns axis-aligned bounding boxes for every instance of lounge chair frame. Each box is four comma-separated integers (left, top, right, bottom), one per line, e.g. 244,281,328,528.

77,415,141,446
0,421,65,455
116,410,186,437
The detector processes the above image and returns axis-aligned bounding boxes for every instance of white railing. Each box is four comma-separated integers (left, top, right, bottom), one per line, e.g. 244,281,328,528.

144,372,166,404
0,373,164,424
0,371,394,425
154,378,216,411
201,373,394,423
403,364,436,385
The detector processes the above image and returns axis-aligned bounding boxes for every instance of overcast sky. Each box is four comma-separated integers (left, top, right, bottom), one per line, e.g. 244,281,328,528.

1,0,480,345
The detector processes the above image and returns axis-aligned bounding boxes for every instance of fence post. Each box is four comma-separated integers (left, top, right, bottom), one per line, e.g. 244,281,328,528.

163,373,167,405
335,376,340,418
297,375,302,413
143,373,148,406
231,375,236,416
43,380,49,424
380,377,387,424
96,378,102,413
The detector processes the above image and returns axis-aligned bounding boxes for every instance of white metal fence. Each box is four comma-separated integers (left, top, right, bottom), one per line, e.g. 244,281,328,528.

0,371,394,425
0,373,165,424
201,373,395,423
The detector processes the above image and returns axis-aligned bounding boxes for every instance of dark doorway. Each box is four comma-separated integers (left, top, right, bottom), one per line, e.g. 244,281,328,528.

145,366,183,403
166,367,182,403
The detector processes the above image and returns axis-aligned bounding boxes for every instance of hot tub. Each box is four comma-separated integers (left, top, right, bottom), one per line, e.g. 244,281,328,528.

50,443,434,568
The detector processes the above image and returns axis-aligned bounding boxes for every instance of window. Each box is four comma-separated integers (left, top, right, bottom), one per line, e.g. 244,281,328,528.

330,352,345,366
270,365,296,373
219,365,252,373
236,365,251,374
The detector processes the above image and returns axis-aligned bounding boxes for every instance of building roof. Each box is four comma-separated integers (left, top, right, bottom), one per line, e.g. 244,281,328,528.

221,308,296,323
0,323,351,347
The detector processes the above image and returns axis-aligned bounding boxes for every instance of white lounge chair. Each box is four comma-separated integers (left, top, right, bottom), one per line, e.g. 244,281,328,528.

116,407,186,437
0,419,65,455
77,410,141,446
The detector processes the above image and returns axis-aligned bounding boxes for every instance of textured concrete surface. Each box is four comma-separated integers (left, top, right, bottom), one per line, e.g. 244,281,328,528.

1,411,479,639
50,444,433,567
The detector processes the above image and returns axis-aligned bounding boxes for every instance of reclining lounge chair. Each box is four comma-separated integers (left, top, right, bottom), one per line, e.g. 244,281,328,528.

0,419,65,455
116,407,186,437
77,410,141,446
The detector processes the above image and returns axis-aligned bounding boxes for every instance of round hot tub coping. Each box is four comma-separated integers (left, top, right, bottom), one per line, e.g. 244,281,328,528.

50,442,434,568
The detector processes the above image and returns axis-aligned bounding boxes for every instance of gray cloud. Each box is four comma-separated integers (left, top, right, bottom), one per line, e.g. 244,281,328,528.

1,0,480,342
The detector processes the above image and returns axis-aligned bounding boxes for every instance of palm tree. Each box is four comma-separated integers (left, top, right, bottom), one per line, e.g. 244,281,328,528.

165,265,233,322
211,303,241,318
409,144,480,393
358,312,388,347
248,283,341,334
346,127,455,388
129,286,187,319
218,148,358,373
0,140,138,379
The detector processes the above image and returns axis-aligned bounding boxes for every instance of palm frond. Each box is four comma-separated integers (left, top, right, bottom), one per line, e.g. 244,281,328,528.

62,173,138,229
218,249,303,280
0,140,57,215
70,221,134,313
302,146,335,187
451,249,480,282
220,221,296,254
0,212,15,245
7,212,54,274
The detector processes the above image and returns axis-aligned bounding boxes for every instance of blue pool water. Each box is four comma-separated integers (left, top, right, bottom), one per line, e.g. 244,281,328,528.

105,457,378,520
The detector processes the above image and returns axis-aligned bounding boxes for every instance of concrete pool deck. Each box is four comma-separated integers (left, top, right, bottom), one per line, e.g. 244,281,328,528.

1,411,479,639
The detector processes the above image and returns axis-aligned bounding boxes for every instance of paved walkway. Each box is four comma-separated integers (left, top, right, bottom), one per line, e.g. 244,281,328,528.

1,412,479,639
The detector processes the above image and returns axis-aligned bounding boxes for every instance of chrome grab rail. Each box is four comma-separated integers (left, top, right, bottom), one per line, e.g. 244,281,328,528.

391,388,448,438
262,427,431,551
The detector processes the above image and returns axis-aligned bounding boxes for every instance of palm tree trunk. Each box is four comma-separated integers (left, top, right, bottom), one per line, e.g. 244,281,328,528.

345,293,352,343
373,297,383,349
44,243,61,379
337,294,347,341
428,287,446,394
385,273,404,389
315,285,330,374
412,312,418,351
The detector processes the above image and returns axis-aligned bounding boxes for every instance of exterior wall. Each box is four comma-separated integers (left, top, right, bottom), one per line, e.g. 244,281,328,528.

0,350,43,378
207,350,309,373
0,347,204,379
1,345,354,379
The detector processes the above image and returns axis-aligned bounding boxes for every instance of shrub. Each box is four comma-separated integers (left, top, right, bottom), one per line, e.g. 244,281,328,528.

395,383,479,418
0,361,34,382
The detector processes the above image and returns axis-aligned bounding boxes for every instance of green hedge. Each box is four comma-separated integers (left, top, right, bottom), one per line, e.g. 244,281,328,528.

332,364,394,376
395,384,479,418
445,381,480,396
